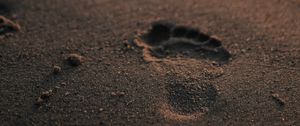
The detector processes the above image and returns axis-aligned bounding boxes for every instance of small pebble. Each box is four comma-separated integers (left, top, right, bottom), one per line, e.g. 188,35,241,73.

271,93,285,107
35,97,44,106
241,49,247,53
211,61,219,66
99,108,104,112
67,54,85,66
54,86,60,89
64,92,70,96
35,89,53,106
111,91,126,97
40,89,53,99
61,82,67,86
53,65,61,74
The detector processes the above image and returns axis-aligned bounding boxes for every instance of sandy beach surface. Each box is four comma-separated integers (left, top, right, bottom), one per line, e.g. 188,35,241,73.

0,0,299,125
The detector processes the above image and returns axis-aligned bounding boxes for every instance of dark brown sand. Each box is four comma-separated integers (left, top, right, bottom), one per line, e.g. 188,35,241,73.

0,0,299,125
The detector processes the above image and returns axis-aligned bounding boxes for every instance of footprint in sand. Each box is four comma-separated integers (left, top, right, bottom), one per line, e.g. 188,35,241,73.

129,21,231,121
130,21,231,64
160,79,219,121
0,1,20,35
0,15,20,35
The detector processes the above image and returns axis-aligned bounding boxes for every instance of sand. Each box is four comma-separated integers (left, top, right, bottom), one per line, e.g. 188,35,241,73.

0,0,299,125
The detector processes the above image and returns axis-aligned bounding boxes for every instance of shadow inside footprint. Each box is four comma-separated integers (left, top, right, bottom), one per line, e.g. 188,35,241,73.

167,81,218,115
137,21,231,64
144,21,174,45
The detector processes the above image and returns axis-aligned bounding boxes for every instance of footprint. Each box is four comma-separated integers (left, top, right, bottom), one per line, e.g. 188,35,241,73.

168,80,217,113
130,21,227,121
0,15,20,35
159,80,219,121
130,21,231,64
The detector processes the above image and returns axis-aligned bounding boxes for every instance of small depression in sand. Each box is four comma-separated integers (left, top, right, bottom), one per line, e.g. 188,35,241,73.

160,80,218,121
